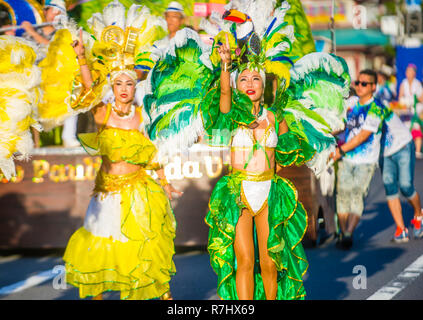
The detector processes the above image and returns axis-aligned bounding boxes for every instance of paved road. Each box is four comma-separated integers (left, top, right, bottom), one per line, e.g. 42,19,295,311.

1,160,423,300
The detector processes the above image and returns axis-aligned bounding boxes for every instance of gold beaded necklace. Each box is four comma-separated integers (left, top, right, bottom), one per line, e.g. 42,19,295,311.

111,103,135,119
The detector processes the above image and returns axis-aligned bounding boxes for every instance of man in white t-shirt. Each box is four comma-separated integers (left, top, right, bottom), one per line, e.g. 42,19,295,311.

330,69,384,249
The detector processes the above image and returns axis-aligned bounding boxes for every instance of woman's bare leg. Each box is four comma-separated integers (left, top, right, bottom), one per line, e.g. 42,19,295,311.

92,293,103,300
255,205,277,300
160,291,173,300
234,208,254,300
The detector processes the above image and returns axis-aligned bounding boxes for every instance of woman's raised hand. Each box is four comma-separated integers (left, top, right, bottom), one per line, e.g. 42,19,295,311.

217,34,232,64
71,28,85,57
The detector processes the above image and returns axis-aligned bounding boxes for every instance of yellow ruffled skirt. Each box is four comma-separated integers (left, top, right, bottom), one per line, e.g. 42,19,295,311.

63,168,176,300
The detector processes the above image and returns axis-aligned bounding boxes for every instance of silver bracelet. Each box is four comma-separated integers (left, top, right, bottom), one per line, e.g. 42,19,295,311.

222,62,231,73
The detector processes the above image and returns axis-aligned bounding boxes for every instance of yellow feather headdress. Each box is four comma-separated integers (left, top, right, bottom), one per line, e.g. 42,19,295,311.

86,1,167,81
37,0,167,130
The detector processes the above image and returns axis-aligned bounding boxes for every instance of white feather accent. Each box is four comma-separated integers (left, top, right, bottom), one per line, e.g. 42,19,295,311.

59,16,80,40
306,147,335,178
314,108,346,132
126,4,150,28
210,11,231,32
154,114,205,161
0,71,41,93
149,102,178,123
284,107,333,137
199,15,221,37
10,48,26,65
226,0,249,11
237,21,254,40
248,0,277,38
0,159,15,181
291,52,345,81
265,42,290,58
279,25,295,44
141,105,151,129
296,97,346,132
102,0,126,29
15,131,33,161
87,13,105,41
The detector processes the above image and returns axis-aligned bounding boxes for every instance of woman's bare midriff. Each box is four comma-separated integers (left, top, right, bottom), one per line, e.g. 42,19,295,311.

100,157,141,175
93,103,143,176
231,149,275,172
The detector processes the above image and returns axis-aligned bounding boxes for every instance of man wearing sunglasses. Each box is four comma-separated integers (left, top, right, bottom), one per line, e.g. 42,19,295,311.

330,70,384,249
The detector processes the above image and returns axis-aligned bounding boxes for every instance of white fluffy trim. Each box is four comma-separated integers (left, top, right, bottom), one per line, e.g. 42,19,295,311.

153,114,205,162
290,52,345,81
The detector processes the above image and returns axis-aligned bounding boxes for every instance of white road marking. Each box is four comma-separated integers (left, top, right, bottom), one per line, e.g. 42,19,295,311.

0,255,20,265
0,267,63,296
367,254,423,300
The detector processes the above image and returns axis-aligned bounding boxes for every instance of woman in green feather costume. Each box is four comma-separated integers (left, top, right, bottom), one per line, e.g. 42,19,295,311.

201,28,315,299
141,0,349,300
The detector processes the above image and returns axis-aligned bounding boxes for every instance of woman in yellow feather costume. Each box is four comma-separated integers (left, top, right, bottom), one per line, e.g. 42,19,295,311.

57,1,181,300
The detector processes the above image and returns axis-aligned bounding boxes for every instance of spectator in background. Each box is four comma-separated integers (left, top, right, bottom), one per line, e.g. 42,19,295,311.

376,71,395,107
22,0,64,44
153,1,186,53
330,70,384,250
399,64,423,158
416,89,423,158
15,0,67,61
379,101,423,242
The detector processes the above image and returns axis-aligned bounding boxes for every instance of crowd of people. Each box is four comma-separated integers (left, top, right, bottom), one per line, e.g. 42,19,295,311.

330,66,423,249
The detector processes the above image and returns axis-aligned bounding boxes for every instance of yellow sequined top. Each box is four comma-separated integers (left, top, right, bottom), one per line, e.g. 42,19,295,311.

78,104,158,168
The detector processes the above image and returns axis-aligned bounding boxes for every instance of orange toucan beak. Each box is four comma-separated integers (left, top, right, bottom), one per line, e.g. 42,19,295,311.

222,9,251,24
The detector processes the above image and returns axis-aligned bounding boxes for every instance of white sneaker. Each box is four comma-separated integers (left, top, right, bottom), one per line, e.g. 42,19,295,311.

416,152,423,159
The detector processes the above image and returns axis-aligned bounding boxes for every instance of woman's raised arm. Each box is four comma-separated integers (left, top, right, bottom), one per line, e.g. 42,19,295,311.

72,28,93,90
218,34,232,114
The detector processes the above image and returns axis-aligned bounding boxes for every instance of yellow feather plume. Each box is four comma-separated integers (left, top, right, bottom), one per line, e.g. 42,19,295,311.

210,31,237,67
38,29,79,131
263,60,291,89
0,36,39,179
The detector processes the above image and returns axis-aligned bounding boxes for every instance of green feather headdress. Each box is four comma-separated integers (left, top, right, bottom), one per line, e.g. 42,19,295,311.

201,0,295,90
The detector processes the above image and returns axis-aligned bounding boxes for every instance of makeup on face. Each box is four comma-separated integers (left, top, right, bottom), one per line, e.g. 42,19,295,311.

113,75,136,104
237,70,263,102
